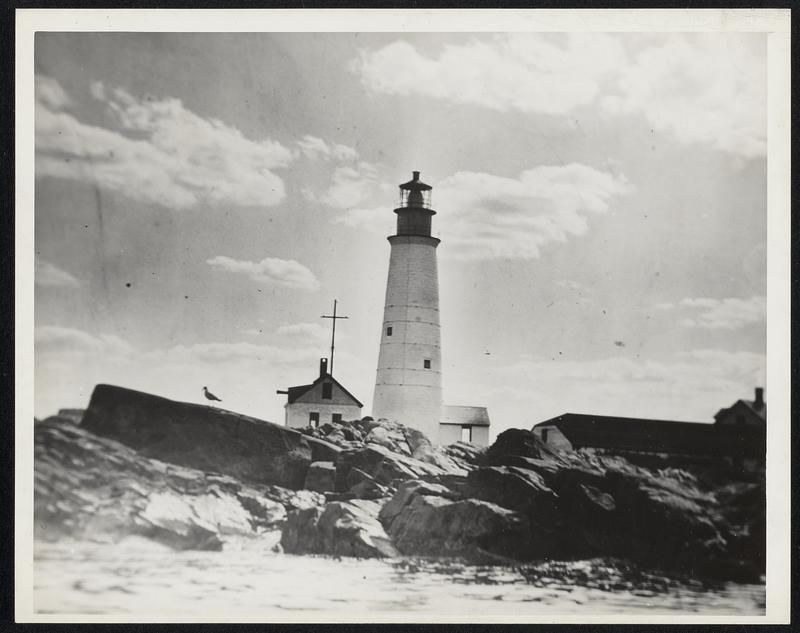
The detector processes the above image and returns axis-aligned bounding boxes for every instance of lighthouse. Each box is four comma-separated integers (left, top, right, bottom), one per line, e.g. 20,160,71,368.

372,171,443,440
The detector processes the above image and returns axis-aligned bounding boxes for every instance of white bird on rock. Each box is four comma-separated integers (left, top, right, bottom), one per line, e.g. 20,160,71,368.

202,386,222,402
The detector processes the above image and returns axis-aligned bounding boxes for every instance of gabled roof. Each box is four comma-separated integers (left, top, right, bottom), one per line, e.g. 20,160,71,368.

714,399,766,422
441,405,491,427
285,383,314,404
533,413,717,455
284,373,363,407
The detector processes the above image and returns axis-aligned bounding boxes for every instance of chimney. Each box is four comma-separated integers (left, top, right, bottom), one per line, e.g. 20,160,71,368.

412,170,420,181
754,387,764,408
320,357,328,377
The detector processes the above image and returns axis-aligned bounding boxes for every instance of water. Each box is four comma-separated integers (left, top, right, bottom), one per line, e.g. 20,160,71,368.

33,538,765,618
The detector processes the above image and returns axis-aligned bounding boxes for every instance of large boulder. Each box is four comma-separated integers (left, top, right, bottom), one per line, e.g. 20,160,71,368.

379,479,543,562
402,426,434,460
382,492,540,563
304,436,342,463
378,480,457,526
598,469,727,573
334,444,445,493
299,418,369,450
281,499,398,558
443,440,485,462
81,384,313,488
483,428,561,466
466,465,559,517
465,465,562,551
549,468,620,556
304,461,336,493
364,424,408,454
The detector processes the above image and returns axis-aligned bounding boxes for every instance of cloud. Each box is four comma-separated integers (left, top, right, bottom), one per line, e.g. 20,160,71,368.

35,75,71,110
601,34,766,158
354,34,625,116
35,257,81,287
296,135,359,162
489,348,765,423
677,295,766,330
354,33,765,158
680,297,722,309
207,255,320,291
89,80,105,101
34,326,133,357
333,164,632,260
145,341,319,367
276,322,331,344
35,75,293,209
507,351,762,387
318,163,383,209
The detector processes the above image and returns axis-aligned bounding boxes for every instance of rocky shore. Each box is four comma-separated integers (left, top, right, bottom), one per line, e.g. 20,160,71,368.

35,384,765,583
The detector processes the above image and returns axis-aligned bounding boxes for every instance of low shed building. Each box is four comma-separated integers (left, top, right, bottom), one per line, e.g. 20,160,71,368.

277,358,363,429
532,413,716,457
533,387,767,463
440,405,491,446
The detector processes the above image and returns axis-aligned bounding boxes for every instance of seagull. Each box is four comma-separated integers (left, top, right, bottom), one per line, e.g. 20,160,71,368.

202,386,222,402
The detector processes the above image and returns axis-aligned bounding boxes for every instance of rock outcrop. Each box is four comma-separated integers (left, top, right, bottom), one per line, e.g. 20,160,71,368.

35,385,765,581
34,418,319,551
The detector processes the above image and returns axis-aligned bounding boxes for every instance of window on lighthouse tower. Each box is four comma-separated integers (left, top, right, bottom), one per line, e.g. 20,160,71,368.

424,359,431,369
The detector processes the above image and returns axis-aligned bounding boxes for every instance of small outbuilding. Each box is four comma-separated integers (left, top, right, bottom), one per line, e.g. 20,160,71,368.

277,358,363,429
439,405,491,446
714,387,766,428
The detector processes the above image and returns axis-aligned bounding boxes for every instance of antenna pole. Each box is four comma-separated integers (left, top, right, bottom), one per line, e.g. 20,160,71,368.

321,299,349,375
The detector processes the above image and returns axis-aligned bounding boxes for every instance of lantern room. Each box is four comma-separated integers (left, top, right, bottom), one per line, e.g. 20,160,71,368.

394,171,436,238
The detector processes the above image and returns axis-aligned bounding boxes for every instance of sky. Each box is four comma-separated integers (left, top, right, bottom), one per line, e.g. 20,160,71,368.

32,30,767,438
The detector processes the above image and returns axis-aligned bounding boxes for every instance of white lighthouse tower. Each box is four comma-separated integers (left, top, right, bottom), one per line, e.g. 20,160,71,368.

372,171,443,440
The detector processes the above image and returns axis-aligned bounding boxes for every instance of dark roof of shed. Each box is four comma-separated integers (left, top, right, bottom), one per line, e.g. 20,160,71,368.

284,373,363,407
532,413,718,455
441,405,491,427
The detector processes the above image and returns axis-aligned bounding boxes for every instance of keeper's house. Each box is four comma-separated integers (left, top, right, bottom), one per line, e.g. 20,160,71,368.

714,387,766,428
277,358,363,429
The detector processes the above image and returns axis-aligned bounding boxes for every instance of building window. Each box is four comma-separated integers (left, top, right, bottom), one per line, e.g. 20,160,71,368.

541,429,549,443
309,412,320,427
322,382,332,399
387,326,393,336
332,413,342,424
424,359,431,369
460,425,472,443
